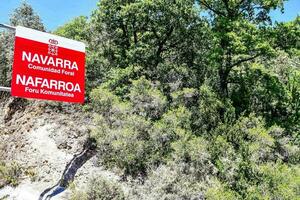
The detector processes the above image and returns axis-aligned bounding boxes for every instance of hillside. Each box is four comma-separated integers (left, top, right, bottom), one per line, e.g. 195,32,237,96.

0,95,128,199
0,96,93,199
0,1,299,200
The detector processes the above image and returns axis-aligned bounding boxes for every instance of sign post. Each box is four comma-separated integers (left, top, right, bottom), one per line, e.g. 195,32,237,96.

11,26,86,103
0,23,15,92
0,23,15,31
0,86,11,92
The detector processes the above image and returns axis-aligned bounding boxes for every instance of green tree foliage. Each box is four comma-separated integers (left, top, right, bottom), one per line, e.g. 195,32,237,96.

197,0,285,97
53,16,101,93
93,0,198,67
9,2,45,31
54,16,88,41
84,0,299,197
273,16,300,55
90,0,212,90
0,2,44,86
1,0,299,199
231,64,288,124
0,32,14,86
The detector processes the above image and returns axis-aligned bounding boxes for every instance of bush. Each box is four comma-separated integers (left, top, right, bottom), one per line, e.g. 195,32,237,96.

193,85,235,135
245,162,300,200
129,164,208,200
92,112,153,176
208,115,300,198
128,76,167,119
87,177,125,200
71,177,125,200
205,180,240,200
0,161,22,188
171,136,216,180
171,88,198,108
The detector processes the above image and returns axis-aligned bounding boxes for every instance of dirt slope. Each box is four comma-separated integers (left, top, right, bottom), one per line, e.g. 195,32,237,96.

0,97,120,200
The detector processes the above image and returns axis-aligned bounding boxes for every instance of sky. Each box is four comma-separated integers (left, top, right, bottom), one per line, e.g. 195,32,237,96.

0,0,99,31
0,0,299,31
270,0,300,22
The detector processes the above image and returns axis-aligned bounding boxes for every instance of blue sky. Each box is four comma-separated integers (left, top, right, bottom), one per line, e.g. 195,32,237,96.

0,0,299,31
0,0,99,31
270,0,300,22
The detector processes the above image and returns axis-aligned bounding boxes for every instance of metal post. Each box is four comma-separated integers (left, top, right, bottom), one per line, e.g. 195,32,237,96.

0,23,15,93
0,23,16,31
0,87,11,92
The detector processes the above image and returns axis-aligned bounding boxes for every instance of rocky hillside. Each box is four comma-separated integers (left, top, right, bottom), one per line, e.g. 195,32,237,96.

0,95,119,200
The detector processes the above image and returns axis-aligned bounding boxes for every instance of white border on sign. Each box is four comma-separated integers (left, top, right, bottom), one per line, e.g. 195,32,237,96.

15,26,86,53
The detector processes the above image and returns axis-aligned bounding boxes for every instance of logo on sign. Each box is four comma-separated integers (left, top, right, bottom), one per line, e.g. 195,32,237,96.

48,39,58,56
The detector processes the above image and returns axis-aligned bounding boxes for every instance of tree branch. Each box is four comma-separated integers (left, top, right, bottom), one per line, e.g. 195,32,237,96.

221,0,230,14
229,53,262,69
154,26,174,66
132,17,138,45
200,0,227,17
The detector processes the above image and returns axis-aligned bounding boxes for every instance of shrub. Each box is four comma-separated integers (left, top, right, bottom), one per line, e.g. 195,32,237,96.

171,136,216,180
128,164,208,200
128,76,167,119
0,161,22,188
149,106,192,166
205,180,240,200
194,85,235,135
245,162,300,200
171,88,198,108
70,177,125,200
87,177,125,200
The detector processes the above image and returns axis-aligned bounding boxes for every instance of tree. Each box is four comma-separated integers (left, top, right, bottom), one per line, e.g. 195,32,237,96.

50,0,299,198
0,2,44,87
197,0,285,97
10,1,45,31
272,16,300,55
90,0,212,90
0,33,13,86
54,16,88,41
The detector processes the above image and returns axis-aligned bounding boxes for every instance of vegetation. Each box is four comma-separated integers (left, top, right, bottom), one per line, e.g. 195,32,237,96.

0,161,21,188
71,177,125,200
0,2,44,87
0,0,299,199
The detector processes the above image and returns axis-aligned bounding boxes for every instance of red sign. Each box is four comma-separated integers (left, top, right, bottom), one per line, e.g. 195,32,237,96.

11,26,86,103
